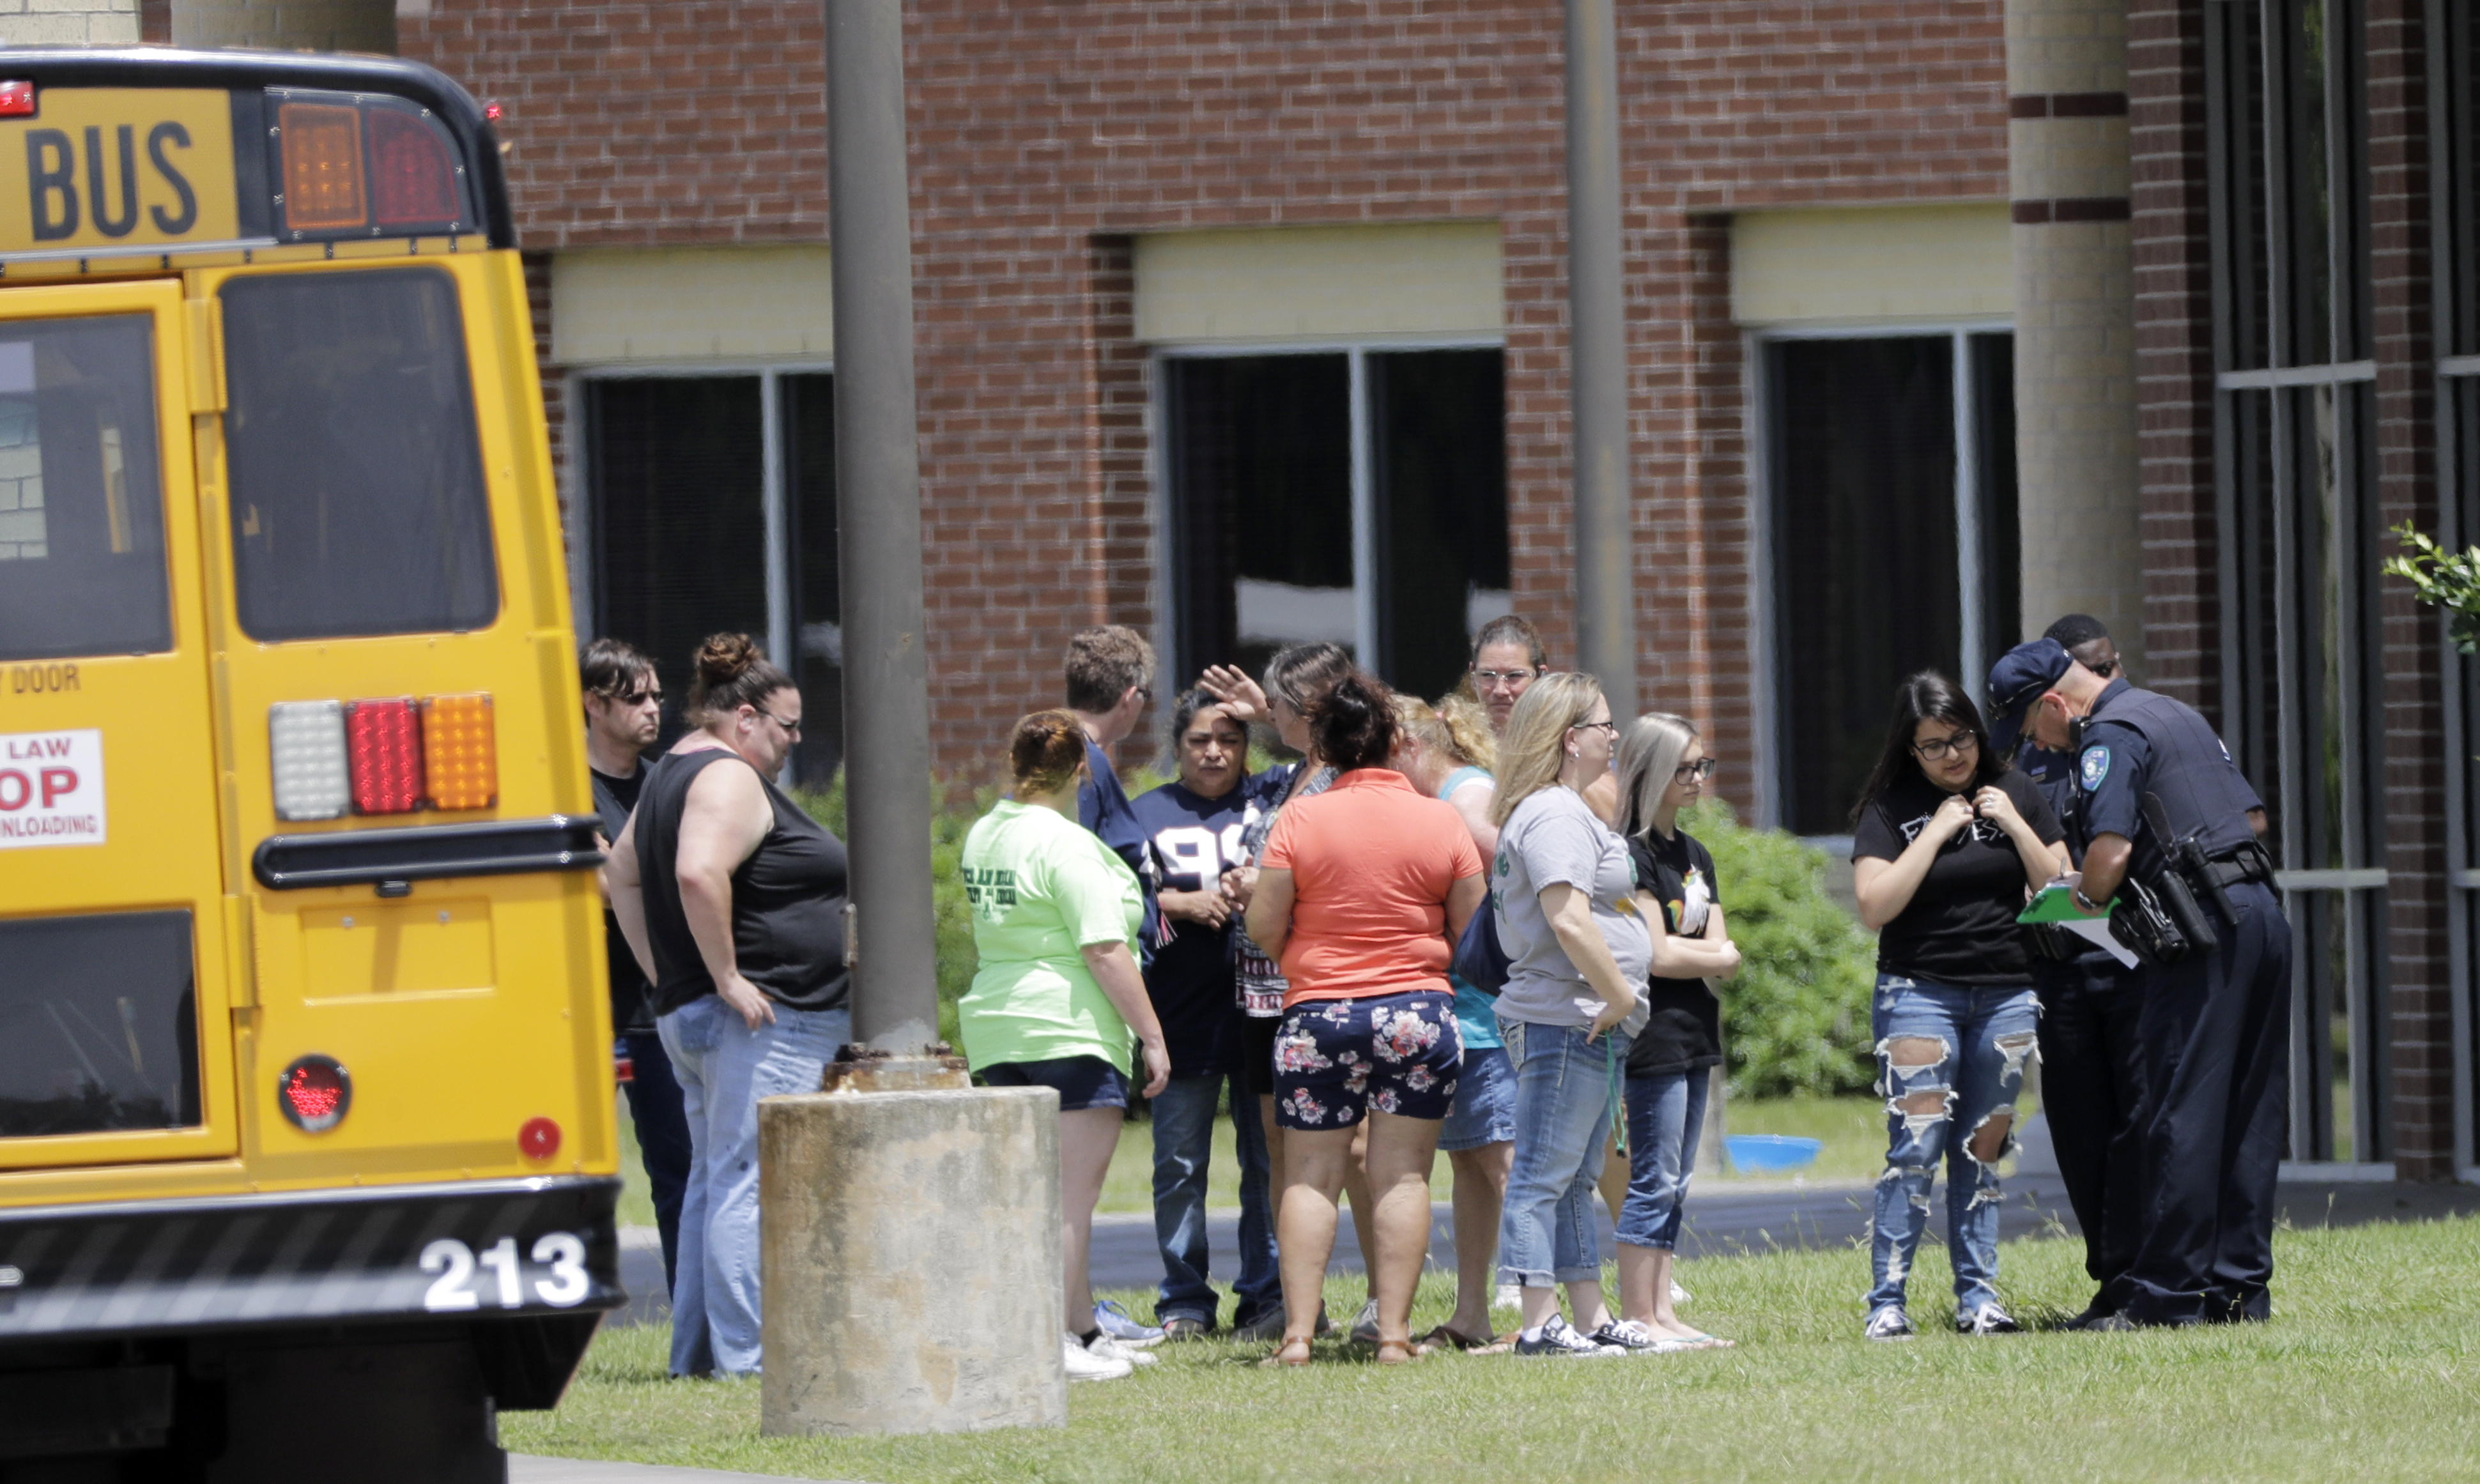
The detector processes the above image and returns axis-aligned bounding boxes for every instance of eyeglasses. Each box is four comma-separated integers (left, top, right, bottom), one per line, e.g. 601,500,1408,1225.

1568,719,1618,738
1911,730,1978,761
1472,667,1540,691
1674,757,1718,784
759,709,803,738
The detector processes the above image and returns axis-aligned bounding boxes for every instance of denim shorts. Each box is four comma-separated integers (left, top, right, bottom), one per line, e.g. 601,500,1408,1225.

1438,1043,1516,1151
1274,990,1462,1130
982,1055,1128,1112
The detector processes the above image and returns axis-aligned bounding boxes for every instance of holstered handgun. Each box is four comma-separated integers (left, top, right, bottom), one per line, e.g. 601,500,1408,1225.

2108,874,2191,965
2142,793,2226,950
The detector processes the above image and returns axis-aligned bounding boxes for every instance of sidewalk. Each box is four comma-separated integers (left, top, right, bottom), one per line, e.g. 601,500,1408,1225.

512,1457,856,1484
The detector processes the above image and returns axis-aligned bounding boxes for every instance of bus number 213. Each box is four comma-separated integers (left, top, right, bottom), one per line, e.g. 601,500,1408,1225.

419,1234,590,1311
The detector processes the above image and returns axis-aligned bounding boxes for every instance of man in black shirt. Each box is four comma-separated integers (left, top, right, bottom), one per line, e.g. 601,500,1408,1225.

583,638,691,1297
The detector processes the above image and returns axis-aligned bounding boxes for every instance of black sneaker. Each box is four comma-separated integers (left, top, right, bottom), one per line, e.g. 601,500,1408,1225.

2084,1312,2139,1333
1863,1306,1914,1342
1957,1301,2021,1335
1585,1319,1674,1355
1514,1315,1622,1358
1160,1315,1214,1342
1230,1308,1287,1343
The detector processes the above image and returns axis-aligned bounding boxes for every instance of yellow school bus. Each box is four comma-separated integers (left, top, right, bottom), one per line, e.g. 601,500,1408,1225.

0,49,616,1479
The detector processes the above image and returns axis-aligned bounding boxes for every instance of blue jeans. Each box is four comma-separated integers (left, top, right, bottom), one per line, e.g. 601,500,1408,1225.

1497,1018,1631,1288
620,1029,694,1299
1150,1073,1279,1327
657,995,851,1377
1616,1069,1708,1251
1867,973,2040,1317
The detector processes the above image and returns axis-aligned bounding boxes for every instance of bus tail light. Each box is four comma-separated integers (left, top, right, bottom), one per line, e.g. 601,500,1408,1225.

422,693,498,811
346,699,426,815
270,701,351,822
370,109,461,226
278,102,367,231
278,1055,351,1133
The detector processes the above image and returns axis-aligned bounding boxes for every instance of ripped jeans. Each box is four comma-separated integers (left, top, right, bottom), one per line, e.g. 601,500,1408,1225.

1867,973,2040,1318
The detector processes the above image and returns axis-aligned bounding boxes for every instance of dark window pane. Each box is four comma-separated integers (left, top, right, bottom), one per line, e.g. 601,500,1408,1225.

590,377,767,746
1771,337,1958,836
784,373,843,783
1970,333,2019,654
0,314,172,661
1373,349,1509,700
0,910,199,1136
1166,355,1352,684
222,268,498,641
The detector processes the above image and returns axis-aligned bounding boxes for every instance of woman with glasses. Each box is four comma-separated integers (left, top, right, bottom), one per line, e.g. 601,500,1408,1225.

1604,714,1741,1351
1849,672,2066,1342
1466,613,1548,733
1487,673,1650,1358
606,633,848,1379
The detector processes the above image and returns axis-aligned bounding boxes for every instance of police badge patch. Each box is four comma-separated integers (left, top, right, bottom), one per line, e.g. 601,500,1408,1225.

2080,746,2111,791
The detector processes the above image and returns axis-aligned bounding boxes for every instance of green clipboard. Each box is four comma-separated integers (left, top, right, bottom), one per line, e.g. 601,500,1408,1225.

2017,882,2106,925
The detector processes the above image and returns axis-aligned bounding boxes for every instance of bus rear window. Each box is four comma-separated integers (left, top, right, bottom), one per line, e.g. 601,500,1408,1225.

0,910,201,1137
222,269,498,642
0,315,173,663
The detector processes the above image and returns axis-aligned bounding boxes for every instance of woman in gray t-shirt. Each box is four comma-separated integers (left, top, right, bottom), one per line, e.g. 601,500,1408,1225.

1486,672,1653,1358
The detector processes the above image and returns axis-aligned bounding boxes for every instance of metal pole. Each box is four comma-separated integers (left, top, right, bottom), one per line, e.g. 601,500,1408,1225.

1564,0,1637,715
828,0,938,1055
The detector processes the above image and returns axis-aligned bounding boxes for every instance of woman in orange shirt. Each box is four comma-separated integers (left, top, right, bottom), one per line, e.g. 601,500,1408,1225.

1244,672,1488,1365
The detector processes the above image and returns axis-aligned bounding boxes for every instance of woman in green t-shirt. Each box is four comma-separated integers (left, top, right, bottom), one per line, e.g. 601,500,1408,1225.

960,710,1172,1382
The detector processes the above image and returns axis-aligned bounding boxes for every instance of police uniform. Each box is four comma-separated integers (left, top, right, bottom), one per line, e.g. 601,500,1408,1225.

2014,738,2148,1304
2069,675,2289,1324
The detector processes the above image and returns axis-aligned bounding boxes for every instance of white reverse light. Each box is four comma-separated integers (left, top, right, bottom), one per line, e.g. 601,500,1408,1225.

270,700,350,821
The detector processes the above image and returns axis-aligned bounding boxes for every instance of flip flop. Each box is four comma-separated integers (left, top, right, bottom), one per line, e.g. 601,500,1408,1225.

1420,1323,1497,1352
1668,1331,1734,1349
1258,1338,1313,1368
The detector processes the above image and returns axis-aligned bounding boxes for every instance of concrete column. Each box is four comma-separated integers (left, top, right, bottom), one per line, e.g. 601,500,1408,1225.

759,1087,1065,1437
0,3,139,45
2006,0,2145,669
171,0,395,53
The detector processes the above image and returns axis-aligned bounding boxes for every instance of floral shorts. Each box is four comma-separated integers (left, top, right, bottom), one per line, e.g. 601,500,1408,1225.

1274,990,1463,1130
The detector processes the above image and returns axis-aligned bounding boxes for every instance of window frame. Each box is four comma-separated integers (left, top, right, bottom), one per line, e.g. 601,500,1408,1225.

1144,331,1507,689
1745,316,2015,840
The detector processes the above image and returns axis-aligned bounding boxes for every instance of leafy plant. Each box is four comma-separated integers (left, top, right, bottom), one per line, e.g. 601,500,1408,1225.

789,774,990,1048
1682,799,1878,1098
2383,523,2480,653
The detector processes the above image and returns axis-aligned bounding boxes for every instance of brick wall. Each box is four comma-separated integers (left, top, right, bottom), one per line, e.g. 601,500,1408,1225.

405,0,2010,790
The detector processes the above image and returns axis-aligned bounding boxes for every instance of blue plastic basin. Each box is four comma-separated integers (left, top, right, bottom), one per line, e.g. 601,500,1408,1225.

1724,1134,1822,1174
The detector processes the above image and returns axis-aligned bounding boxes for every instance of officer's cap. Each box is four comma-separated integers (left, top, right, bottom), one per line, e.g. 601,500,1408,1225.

1986,637,2074,756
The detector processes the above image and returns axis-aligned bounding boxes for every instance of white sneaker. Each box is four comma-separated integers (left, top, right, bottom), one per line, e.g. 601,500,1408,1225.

1064,1332,1132,1382
1670,1280,1692,1306
1493,1282,1522,1313
1084,1331,1159,1367
1347,1297,1382,1345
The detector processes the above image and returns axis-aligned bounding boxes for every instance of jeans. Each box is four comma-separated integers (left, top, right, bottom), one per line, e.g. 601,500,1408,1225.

620,1029,694,1299
657,995,851,1377
1867,974,2040,1317
2032,950,2147,1295
1615,1068,1708,1251
1150,1072,1280,1327
1497,1018,1630,1288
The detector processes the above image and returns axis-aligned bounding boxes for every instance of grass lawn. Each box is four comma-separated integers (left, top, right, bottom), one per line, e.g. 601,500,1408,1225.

508,1213,2480,1481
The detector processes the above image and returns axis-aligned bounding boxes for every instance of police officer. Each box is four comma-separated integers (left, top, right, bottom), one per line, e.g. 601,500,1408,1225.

2005,616,2146,1324
1987,636,2286,1327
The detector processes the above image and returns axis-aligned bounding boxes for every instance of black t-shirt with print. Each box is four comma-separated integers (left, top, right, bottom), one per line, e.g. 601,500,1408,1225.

1851,768,2062,987
1624,827,1725,1077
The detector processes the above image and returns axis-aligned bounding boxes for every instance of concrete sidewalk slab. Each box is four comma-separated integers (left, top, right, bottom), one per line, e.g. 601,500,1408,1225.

511,1456,857,1483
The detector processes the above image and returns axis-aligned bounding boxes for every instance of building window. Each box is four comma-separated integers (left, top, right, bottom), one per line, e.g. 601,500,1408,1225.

586,370,842,784
1162,346,1509,700
2209,0,2383,1165
1764,330,2018,837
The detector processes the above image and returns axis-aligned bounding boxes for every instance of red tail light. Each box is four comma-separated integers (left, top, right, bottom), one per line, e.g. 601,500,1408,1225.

518,1117,562,1161
370,109,460,226
346,699,425,815
278,1056,351,1133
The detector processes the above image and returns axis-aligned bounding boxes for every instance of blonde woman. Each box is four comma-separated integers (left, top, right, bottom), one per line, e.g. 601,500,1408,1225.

1389,694,1513,1351
1487,673,1652,1357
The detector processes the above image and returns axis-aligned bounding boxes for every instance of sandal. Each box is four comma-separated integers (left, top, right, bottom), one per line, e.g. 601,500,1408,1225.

1669,1331,1735,1349
1374,1338,1431,1365
1258,1338,1313,1368
1420,1322,1497,1352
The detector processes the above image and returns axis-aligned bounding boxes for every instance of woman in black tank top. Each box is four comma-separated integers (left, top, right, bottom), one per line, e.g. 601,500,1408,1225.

606,634,848,1379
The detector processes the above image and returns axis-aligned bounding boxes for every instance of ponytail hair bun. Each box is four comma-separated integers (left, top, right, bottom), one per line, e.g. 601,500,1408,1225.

1010,709,1090,797
686,632,794,728
1308,670,1396,772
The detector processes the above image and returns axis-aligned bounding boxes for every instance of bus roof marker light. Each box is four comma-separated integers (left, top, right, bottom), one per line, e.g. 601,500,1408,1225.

422,692,497,811
0,82,35,118
346,698,425,815
269,700,350,822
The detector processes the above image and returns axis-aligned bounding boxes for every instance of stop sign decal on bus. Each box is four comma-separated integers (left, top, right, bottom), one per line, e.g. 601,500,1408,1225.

0,728,105,848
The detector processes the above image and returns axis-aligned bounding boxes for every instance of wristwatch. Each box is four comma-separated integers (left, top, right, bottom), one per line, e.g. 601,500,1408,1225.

2073,887,2107,915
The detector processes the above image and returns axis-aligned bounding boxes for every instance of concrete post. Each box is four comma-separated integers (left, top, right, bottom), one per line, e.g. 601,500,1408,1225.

2006,0,2144,667
759,1089,1065,1436
0,3,138,45
1563,0,1637,715
170,0,396,52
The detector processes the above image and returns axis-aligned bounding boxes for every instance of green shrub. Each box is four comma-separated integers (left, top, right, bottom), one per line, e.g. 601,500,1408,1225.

1681,800,1877,1099
789,774,988,1050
